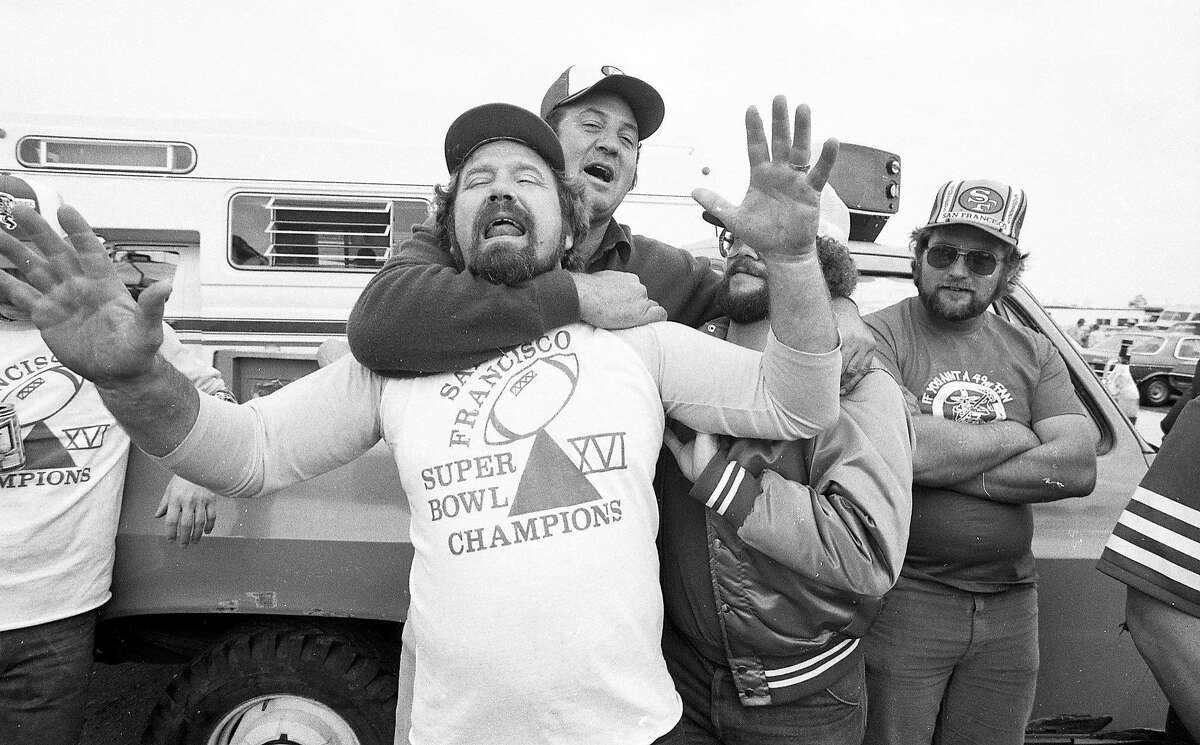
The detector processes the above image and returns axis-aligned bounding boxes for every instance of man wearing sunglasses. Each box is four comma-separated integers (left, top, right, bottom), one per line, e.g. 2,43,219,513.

657,207,913,745
861,179,1098,745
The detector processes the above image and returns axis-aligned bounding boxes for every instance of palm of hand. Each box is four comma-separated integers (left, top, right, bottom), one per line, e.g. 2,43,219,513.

735,163,821,257
32,262,161,385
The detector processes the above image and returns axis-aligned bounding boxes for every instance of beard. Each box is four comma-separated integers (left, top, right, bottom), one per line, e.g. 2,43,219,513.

459,201,564,286
718,262,770,324
914,262,1006,321
470,246,558,286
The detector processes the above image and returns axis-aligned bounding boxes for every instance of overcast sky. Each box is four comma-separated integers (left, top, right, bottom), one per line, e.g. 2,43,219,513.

7,0,1199,307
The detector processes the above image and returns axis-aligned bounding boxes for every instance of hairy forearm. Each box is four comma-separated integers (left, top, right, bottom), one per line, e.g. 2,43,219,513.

951,439,1097,503
95,354,201,457
765,252,838,354
912,416,1039,486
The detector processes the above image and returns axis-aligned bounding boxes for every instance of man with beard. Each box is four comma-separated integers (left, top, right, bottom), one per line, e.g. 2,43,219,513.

861,179,1098,745
346,65,875,390
654,210,913,745
0,99,845,745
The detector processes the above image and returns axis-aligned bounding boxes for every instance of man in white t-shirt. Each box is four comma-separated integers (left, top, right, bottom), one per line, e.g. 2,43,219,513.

1,99,842,745
0,174,233,745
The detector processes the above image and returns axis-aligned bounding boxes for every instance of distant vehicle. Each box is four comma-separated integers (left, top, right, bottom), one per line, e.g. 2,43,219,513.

1168,357,1198,396
1147,304,1200,329
1166,321,1200,334
1079,330,1200,405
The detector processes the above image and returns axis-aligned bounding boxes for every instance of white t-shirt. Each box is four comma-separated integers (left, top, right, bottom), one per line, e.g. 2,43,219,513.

162,321,839,745
0,319,225,631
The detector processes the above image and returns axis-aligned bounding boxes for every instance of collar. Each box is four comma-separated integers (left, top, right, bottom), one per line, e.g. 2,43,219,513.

589,219,634,267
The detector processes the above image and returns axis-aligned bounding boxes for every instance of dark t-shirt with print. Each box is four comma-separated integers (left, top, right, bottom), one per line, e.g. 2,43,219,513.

867,296,1085,592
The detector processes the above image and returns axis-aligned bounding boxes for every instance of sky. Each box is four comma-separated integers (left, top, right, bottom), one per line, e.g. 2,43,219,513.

6,0,1200,308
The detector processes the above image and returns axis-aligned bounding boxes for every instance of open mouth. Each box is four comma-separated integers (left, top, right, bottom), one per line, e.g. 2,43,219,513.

583,163,614,183
483,217,526,239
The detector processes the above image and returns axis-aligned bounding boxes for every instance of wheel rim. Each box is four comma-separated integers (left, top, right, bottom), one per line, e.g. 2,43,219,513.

1146,380,1170,405
206,695,361,745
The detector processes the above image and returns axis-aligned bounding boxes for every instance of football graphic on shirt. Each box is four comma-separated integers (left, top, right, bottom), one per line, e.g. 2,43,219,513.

485,354,579,445
1,366,84,428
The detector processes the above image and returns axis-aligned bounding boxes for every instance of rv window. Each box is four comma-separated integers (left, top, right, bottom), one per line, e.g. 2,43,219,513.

228,193,429,271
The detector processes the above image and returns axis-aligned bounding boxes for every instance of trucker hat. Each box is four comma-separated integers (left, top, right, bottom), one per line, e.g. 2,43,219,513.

701,185,852,246
0,173,64,268
444,103,565,174
922,178,1027,247
540,65,665,141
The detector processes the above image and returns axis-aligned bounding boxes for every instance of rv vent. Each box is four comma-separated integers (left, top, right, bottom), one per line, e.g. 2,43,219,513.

265,195,392,268
229,192,429,271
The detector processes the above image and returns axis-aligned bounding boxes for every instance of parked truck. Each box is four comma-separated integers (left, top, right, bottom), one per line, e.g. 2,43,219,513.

0,116,1167,744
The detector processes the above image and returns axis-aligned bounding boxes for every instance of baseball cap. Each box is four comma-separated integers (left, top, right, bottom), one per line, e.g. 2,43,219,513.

540,65,665,141
701,185,852,246
0,174,65,268
444,103,565,174
922,178,1027,247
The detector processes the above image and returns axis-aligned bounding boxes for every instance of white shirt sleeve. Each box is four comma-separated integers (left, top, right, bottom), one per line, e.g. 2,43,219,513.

612,321,840,440
157,355,384,498
157,323,229,396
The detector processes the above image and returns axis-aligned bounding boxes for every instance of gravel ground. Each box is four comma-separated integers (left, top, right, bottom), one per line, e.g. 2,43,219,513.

81,661,182,744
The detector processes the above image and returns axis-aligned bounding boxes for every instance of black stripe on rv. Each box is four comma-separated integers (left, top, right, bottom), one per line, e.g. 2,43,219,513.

167,318,347,335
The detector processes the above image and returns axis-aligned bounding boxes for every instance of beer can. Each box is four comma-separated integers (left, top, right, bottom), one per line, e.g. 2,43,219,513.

0,403,25,472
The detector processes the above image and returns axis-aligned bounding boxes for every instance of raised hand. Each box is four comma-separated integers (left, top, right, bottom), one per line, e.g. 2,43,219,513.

0,205,166,386
692,96,838,260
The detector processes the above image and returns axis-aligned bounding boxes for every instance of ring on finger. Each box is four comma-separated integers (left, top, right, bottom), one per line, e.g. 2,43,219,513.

789,162,811,173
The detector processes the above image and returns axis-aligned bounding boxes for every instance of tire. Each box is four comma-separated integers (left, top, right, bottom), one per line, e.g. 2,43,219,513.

1140,377,1172,407
141,626,397,745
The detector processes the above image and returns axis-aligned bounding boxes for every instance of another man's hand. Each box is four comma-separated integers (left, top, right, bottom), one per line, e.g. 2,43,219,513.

155,476,218,547
0,206,165,386
573,271,667,329
692,96,838,260
832,298,876,393
662,427,720,483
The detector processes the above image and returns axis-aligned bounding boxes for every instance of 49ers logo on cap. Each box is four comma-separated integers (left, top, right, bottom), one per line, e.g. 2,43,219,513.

957,186,1003,214
0,192,19,231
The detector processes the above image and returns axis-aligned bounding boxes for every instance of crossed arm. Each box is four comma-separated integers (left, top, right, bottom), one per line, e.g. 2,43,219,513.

912,409,1098,503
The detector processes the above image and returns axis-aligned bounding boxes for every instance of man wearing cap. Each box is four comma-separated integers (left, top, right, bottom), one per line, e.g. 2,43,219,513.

861,180,1098,745
655,206,913,745
345,65,875,389
1,98,844,745
0,175,232,745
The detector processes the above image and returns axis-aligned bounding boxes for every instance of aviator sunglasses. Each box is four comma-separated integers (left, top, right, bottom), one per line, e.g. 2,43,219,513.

925,244,1002,276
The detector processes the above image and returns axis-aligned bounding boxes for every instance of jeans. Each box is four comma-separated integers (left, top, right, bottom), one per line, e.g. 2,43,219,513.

663,620,865,745
0,610,97,745
862,576,1039,745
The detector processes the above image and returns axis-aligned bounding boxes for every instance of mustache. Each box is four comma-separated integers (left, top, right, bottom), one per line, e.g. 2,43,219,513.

725,256,766,278
472,200,533,239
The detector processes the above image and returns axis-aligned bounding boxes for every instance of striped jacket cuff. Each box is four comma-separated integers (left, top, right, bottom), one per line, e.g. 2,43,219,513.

689,453,760,528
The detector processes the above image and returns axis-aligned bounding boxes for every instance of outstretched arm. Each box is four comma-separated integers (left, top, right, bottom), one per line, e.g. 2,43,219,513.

951,413,1098,503
0,205,202,454
693,97,839,356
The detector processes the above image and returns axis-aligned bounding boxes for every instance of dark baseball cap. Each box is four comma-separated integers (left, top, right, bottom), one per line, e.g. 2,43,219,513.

444,103,565,174
540,65,665,140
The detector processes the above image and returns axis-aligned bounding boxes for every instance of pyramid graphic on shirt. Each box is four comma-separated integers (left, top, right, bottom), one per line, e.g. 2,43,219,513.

21,422,76,469
507,429,602,517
